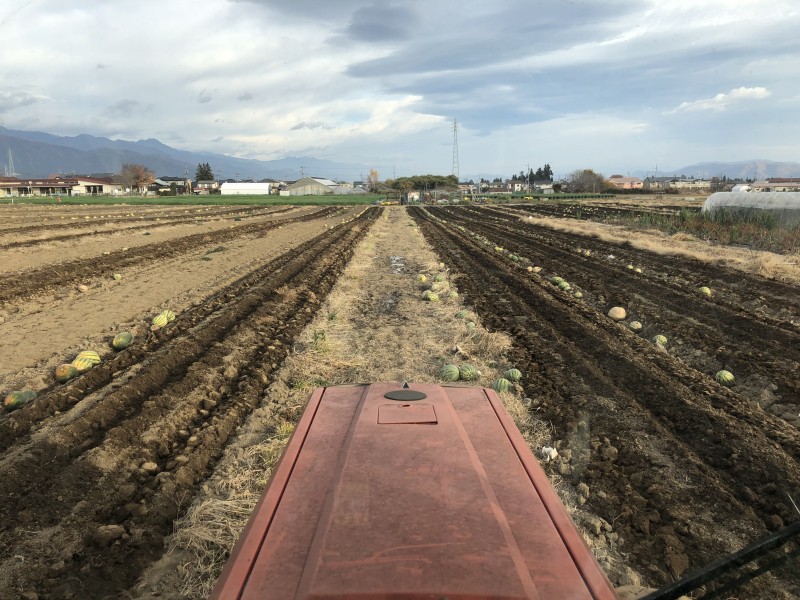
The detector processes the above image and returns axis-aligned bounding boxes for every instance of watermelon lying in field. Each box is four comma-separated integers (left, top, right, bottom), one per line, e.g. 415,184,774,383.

439,364,460,382
4,389,37,411
55,364,79,383
77,350,101,365
112,331,133,350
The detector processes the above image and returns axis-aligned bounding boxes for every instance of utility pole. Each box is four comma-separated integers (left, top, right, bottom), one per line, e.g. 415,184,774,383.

451,119,459,182
526,163,531,193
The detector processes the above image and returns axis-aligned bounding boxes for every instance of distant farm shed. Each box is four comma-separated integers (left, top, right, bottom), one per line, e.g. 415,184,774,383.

280,177,364,196
702,192,800,225
220,182,271,195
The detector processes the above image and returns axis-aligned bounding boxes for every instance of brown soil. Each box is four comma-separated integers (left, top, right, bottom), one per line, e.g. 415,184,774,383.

411,205,800,598
0,204,377,599
0,202,797,599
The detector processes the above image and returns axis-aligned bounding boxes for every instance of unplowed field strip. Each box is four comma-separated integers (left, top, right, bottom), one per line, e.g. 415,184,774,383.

431,206,800,420
410,206,800,597
0,207,381,599
0,205,345,305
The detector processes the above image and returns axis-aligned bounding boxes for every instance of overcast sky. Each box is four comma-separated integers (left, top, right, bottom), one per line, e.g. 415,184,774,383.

2,0,798,180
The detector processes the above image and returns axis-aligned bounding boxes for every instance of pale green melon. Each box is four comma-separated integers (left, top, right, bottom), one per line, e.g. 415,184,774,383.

608,307,626,321
715,370,735,386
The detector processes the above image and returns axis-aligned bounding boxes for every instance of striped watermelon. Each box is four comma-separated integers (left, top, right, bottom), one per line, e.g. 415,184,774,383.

161,309,176,322
439,364,460,382
426,292,440,303
152,313,168,329
504,368,522,382
55,364,79,383
492,378,511,393
71,357,94,373
652,335,668,346
77,350,101,365
4,389,37,411
459,365,479,381
715,370,735,386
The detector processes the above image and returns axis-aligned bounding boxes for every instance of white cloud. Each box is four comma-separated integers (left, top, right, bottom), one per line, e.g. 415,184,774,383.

667,87,771,114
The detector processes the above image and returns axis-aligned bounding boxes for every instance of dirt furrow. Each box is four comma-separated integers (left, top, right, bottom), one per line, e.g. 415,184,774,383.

0,208,380,599
497,205,800,316
434,207,800,417
410,206,800,597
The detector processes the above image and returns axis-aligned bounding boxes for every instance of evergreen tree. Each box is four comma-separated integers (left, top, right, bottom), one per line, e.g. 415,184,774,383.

195,162,214,181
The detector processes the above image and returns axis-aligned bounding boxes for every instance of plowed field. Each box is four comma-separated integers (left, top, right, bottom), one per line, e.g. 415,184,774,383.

0,203,379,599
1,201,798,599
410,205,800,597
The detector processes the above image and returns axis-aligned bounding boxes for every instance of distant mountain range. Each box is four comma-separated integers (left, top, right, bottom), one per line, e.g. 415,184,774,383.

3,127,799,184
0,127,366,182
633,159,800,180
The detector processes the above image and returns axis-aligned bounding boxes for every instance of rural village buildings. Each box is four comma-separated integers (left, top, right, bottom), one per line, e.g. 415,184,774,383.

2,170,799,199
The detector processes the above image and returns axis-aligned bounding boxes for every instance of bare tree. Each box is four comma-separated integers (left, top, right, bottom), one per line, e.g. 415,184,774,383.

120,163,155,195
367,168,380,193
564,169,608,193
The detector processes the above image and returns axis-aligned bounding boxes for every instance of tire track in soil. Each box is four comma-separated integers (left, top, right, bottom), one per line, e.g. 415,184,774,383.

504,204,800,316
410,206,800,597
0,205,345,305
0,205,292,250
0,208,381,600
433,206,800,419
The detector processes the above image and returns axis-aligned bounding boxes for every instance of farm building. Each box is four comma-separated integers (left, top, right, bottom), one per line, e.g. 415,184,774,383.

607,175,643,190
220,182,271,195
0,176,123,197
280,177,364,196
702,191,800,225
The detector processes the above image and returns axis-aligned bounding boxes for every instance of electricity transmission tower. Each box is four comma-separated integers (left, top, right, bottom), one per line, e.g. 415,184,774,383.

451,119,459,182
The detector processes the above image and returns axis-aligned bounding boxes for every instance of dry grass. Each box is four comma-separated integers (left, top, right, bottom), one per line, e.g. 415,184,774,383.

520,214,800,284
